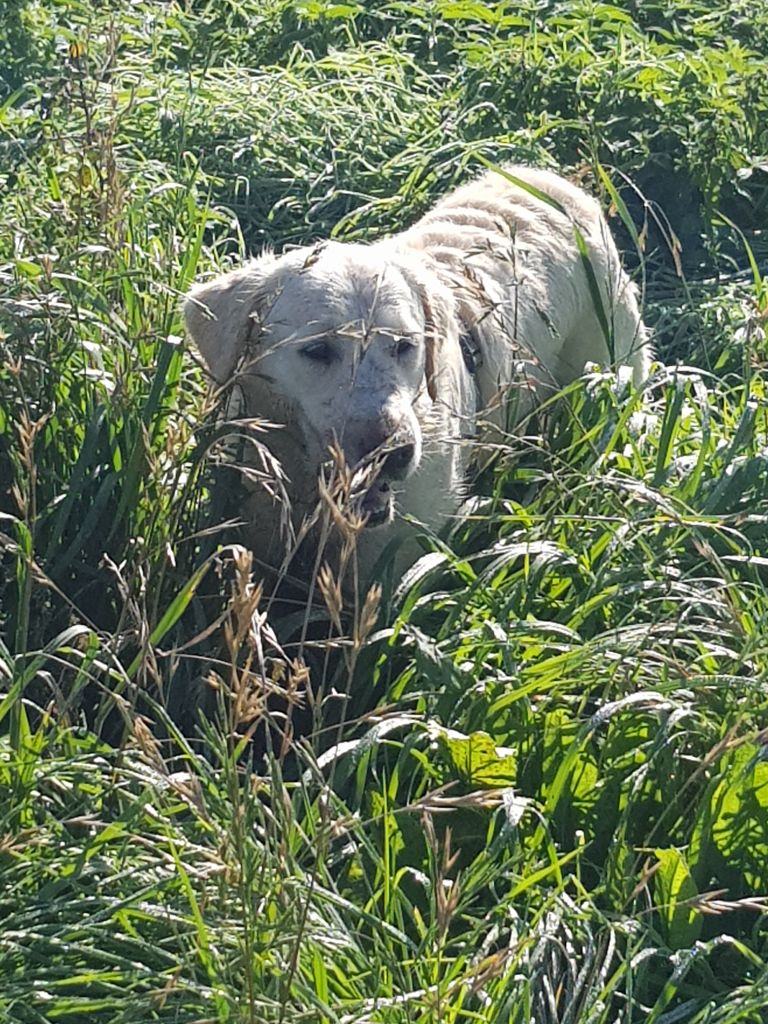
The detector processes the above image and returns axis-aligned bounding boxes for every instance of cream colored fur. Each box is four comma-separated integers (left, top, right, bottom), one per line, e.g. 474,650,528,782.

185,165,650,580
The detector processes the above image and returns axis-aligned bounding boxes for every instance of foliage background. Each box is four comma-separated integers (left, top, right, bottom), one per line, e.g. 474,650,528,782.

1,1,768,1021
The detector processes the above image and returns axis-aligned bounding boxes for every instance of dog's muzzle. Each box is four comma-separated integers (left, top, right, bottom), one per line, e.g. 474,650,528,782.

360,478,393,526
353,441,417,527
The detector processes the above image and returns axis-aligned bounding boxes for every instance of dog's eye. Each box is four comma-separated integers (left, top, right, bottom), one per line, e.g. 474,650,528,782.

393,338,417,359
300,341,335,364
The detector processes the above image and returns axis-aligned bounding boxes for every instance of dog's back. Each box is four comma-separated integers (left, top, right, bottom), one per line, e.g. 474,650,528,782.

397,165,650,416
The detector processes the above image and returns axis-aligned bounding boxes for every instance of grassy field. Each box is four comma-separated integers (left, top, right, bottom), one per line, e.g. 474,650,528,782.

2,0,768,1020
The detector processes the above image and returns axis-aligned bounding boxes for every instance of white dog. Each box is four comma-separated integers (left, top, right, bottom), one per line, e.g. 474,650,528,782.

185,165,650,581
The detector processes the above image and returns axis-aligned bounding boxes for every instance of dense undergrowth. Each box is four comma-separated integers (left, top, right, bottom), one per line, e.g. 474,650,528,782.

2,1,768,1021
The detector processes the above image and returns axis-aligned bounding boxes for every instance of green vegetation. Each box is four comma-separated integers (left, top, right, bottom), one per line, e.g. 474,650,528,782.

2,0,768,1020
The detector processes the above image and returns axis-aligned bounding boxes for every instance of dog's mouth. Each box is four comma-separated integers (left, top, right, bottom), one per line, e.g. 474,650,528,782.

348,459,397,528
344,441,416,529
359,478,394,528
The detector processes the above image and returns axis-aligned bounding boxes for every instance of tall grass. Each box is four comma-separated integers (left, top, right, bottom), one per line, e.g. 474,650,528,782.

2,0,768,1021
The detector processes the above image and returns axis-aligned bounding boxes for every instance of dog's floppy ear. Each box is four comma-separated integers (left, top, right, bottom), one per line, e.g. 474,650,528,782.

398,259,457,402
184,258,276,383
421,286,455,402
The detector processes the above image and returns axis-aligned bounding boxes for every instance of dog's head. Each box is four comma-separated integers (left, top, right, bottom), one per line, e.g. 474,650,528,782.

184,241,458,527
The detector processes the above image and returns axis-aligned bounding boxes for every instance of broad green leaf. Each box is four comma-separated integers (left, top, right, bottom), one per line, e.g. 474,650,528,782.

435,728,516,787
543,708,599,809
654,847,702,950
710,743,768,890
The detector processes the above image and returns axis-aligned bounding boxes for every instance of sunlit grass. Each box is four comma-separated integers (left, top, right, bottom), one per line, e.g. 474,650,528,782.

1,1,768,1021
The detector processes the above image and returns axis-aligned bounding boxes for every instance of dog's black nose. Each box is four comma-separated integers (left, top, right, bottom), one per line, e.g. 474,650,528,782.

383,442,416,477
